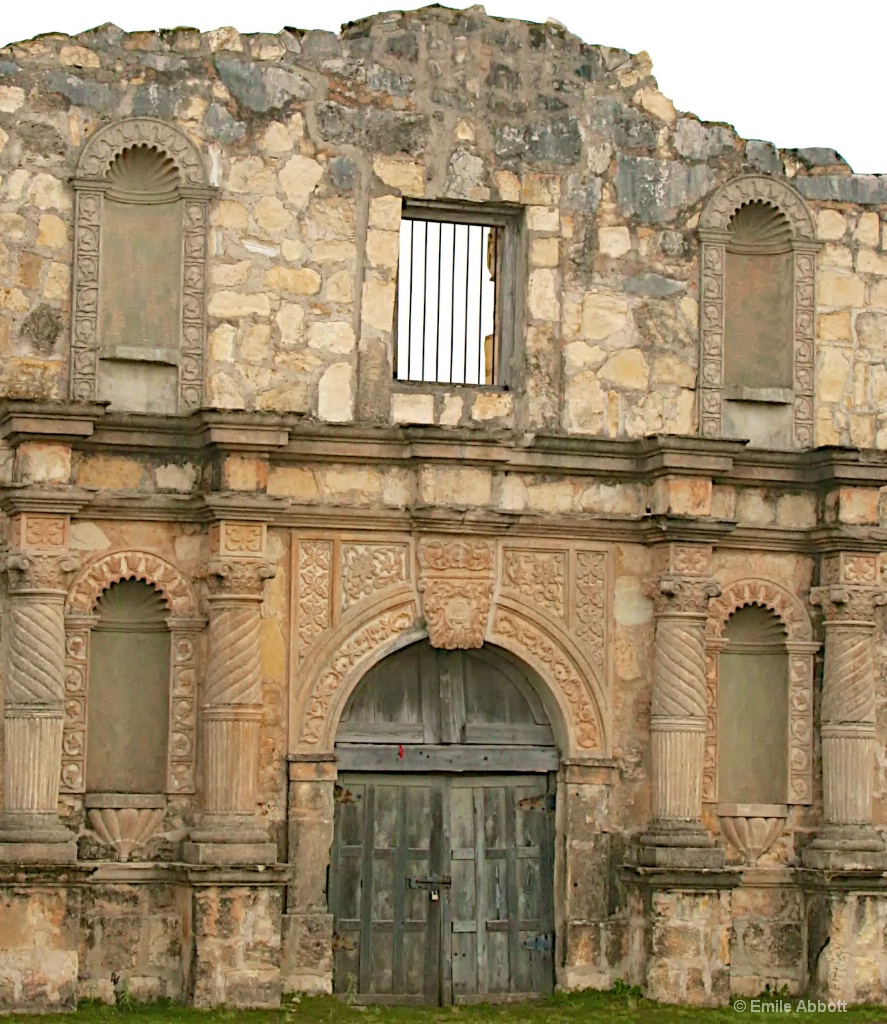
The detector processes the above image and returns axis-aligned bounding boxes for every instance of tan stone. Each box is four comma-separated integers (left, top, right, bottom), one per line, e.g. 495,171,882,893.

373,157,424,196
0,125,8,157
28,174,71,212
530,237,559,268
599,226,631,257
368,196,402,231
527,206,559,232
254,196,293,233
155,463,199,492
817,270,865,308
279,155,324,207
312,240,357,263
495,170,520,203
365,229,400,269
817,310,852,342
281,238,307,262
208,291,271,318
872,280,887,309
276,303,305,345
321,466,383,500
833,486,880,525
241,323,271,363
471,392,512,421
521,174,560,206
652,354,695,388
36,214,67,249
527,481,575,513
209,323,236,361
227,156,275,194
260,121,293,153
267,466,319,499
419,466,491,506
858,250,887,276
215,200,250,230
307,321,355,354
849,413,875,449
391,392,434,425
498,474,528,512
77,454,142,490
735,489,775,525
817,209,847,241
361,277,396,331
528,269,560,321
439,394,464,426
582,292,629,340
326,270,353,304
0,86,25,113
222,454,268,492
211,261,251,287
16,442,71,484
265,266,321,295
59,44,100,67
651,475,712,516
43,262,69,301
317,362,354,422
817,346,850,402
634,87,675,124
564,370,604,433
1,288,30,312
855,212,880,248
599,349,649,390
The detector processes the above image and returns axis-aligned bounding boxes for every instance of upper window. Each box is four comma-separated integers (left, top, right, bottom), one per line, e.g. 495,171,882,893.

394,202,520,387
71,119,214,414
698,175,819,448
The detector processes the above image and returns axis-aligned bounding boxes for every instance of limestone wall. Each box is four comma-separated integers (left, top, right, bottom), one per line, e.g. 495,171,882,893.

0,8,884,442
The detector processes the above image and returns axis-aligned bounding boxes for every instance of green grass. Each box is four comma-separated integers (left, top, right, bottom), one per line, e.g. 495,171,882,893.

16,990,887,1024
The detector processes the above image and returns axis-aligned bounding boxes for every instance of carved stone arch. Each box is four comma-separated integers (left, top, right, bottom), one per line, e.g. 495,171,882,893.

61,550,203,795
703,578,817,805
698,174,819,448
71,119,214,412
76,117,208,186
292,586,423,753
699,174,815,238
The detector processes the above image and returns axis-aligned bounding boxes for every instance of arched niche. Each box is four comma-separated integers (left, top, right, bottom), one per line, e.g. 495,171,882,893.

336,640,558,771
704,578,818,806
71,118,215,414
61,549,203,796
698,175,820,449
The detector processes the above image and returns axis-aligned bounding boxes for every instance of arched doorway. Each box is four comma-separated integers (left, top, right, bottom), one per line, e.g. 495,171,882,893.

329,640,558,1005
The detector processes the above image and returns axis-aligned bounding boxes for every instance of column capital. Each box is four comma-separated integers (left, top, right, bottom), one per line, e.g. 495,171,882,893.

810,585,887,624
204,557,276,598
648,575,721,617
4,551,79,594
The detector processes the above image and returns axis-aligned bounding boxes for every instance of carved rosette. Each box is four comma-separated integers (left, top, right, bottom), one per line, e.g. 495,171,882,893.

341,543,408,610
71,117,213,410
698,174,819,444
418,539,495,650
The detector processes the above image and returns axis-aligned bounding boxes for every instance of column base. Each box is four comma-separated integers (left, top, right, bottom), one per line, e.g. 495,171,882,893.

0,813,76,863
185,815,277,865
637,819,725,870
802,824,887,870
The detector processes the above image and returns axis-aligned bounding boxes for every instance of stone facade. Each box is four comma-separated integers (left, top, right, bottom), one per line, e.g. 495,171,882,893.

0,5,887,1010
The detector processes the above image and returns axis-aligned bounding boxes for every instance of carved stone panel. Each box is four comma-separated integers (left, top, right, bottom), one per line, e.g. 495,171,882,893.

501,548,566,620
296,540,333,663
418,539,495,649
341,544,408,610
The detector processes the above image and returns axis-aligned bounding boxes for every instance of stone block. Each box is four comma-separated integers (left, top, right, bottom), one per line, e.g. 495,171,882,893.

390,391,434,425
280,912,333,994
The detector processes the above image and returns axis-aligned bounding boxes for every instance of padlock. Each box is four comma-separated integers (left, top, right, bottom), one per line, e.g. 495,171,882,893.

430,889,440,902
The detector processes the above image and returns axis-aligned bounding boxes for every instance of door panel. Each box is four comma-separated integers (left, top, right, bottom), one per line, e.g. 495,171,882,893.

332,772,554,1005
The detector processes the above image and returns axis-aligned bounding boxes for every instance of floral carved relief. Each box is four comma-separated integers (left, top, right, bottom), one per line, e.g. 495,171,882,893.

341,544,408,609
501,549,566,620
418,539,495,649
575,550,607,680
297,540,333,662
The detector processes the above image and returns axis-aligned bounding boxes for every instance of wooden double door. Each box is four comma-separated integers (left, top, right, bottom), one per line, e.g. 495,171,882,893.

330,772,555,1004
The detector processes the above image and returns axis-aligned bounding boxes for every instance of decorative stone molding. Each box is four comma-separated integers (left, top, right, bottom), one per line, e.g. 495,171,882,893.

296,539,334,662
85,795,165,863
717,804,787,865
60,550,201,795
71,117,214,411
698,174,819,446
575,550,607,682
418,538,495,649
341,543,408,610
704,578,816,805
501,548,566,620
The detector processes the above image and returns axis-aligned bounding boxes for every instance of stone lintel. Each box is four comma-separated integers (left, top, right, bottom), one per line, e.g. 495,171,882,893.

622,866,741,890
183,842,280,867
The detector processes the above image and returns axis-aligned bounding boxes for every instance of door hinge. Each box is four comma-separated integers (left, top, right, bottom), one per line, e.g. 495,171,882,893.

518,794,555,811
521,933,552,952
406,874,452,889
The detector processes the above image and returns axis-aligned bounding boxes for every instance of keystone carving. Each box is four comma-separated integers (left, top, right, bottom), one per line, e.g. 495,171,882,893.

418,539,495,649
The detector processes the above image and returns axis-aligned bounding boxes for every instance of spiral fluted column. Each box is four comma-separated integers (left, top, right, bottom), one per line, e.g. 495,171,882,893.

0,551,79,862
639,565,724,869
805,569,887,869
186,555,277,865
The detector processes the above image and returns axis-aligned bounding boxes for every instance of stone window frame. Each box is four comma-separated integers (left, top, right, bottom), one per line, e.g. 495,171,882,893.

394,199,523,389
704,578,818,806
71,118,215,412
60,550,203,797
698,174,820,447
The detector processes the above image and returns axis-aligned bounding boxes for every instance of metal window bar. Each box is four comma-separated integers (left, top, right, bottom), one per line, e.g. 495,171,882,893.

396,218,499,385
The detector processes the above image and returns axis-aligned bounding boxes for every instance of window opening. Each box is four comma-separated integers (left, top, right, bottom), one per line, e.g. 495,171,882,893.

394,203,518,387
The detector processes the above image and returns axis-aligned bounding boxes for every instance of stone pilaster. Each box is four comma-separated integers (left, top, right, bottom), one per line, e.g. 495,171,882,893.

805,553,887,869
186,523,276,865
0,514,79,862
639,544,724,869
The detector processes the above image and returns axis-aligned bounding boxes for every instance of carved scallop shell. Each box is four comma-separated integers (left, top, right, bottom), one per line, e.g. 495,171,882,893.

106,145,181,194
728,201,792,248
87,806,164,862
719,812,785,864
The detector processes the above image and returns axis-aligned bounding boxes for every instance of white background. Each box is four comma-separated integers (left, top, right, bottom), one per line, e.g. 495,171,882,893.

2,0,885,174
